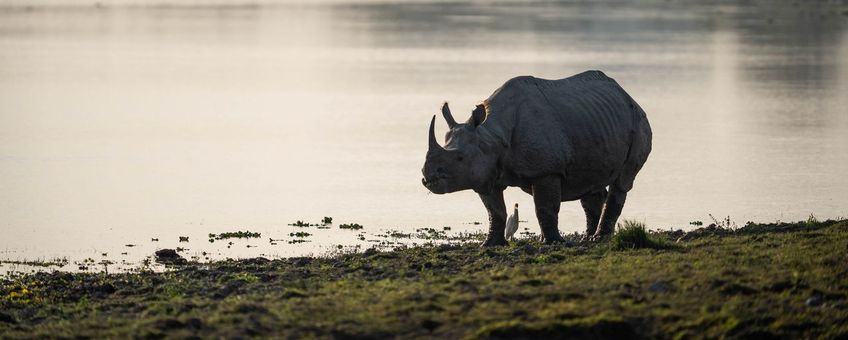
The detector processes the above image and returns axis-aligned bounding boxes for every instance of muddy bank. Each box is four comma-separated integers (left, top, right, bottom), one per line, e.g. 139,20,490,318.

1,219,847,338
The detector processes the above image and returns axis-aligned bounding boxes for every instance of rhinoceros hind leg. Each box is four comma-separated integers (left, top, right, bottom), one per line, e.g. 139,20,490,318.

593,187,627,239
580,188,607,238
532,176,566,244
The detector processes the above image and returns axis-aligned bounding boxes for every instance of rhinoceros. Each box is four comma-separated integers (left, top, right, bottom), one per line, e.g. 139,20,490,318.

421,71,652,246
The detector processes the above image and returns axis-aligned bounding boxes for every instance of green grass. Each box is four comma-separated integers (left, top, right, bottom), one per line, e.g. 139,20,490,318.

1,219,847,339
611,220,673,250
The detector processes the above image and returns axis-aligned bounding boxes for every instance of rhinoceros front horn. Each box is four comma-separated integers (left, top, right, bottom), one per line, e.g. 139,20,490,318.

428,115,443,151
441,102,457,128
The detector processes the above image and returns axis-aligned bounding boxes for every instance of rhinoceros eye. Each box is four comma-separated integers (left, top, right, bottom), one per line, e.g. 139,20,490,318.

457,156,464,162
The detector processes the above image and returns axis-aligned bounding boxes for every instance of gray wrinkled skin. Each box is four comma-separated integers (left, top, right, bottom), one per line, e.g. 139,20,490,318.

422,71,652,246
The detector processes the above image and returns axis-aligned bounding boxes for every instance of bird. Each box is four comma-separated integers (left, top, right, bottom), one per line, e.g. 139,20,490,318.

505,203,519,240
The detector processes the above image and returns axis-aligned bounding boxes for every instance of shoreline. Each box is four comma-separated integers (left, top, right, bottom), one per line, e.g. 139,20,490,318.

2,219,847,338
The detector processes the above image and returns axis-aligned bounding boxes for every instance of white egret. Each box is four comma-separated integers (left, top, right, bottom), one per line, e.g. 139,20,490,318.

505,203,519,240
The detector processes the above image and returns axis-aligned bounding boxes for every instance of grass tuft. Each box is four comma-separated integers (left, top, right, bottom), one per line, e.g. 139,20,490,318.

611,220,671,250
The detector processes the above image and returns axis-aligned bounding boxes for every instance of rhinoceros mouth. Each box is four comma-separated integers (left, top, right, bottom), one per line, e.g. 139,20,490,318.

421,176,448,194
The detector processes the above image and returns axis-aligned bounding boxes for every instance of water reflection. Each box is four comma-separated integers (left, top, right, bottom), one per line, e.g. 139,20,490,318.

0,1,846,272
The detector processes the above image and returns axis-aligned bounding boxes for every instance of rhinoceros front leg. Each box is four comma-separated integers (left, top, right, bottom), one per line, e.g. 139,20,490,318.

533,175,566,244
593,187,627,240
479,190,508,247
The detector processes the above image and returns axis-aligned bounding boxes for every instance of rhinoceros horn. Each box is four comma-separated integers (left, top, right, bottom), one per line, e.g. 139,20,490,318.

428,115,443,151
441,102,457,128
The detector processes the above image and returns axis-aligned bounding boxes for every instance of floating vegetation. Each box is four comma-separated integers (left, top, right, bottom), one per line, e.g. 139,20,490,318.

151,238,159,242
289,217,334,228
339,223,364,230
0,257,69,268
415,227,450,240
125,244,136,247
208,231,261,241
376,230,412,239
290,232,311,238
465,221,482,225
289,220,319,227
179,236,189,242
443,226,451,231
288,239,309,244
689,220,703,226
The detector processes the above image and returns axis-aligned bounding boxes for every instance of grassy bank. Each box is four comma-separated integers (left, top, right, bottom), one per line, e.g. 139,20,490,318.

2,219,847,339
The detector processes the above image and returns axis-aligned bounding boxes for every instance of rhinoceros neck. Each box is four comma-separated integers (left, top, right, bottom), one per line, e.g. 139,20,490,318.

475,124,506,151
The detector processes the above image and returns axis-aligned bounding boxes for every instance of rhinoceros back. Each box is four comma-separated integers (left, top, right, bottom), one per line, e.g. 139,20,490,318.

485,71,651,199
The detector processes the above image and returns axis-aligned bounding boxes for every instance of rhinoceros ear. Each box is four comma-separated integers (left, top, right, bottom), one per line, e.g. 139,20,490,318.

441,102,458,128
468,104,487,127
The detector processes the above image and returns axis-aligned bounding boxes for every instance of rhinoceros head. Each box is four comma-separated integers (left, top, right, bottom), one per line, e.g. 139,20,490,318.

422,102,498,194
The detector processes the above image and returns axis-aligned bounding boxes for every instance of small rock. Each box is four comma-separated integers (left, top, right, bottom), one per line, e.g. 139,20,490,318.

649,280,672,293
0,311,16,324
153,318,185,330
806,295,823,307
184,317,203,329
155,249,187,265
421,319,441,332
96,283,116,294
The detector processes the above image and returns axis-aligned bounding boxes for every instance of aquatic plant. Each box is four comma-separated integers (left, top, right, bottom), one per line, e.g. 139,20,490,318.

208,231,261,241
289,220,318,227
0,257,69,268
339,223,364,230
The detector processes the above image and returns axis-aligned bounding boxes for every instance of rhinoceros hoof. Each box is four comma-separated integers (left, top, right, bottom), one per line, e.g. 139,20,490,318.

480,238,508,247
542,235,567,245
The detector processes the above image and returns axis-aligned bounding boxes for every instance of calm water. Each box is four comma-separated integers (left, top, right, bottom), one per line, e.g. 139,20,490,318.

1,1,847,273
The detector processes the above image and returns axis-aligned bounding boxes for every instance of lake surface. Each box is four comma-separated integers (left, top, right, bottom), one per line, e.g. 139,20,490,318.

1,0,847,273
